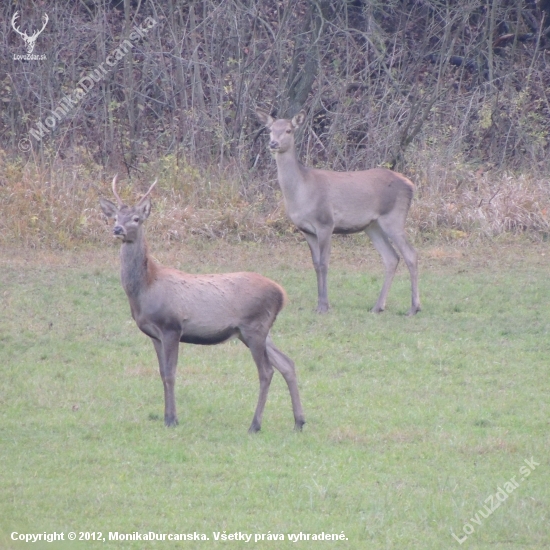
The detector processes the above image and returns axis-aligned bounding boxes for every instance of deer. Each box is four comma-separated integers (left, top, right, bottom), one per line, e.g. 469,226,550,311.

99,176,305,433
256,109,421,316
11,12,49,54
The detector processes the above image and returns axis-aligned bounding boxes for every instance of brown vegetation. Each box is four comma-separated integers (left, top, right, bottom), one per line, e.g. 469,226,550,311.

1,0,549,248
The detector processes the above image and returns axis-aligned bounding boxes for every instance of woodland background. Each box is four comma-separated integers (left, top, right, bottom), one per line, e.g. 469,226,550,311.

1,0,550,246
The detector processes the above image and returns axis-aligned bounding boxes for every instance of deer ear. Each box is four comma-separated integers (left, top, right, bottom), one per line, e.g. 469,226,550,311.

99,197,118,219
291,110,306,128
256,108,274,128
137,197,152,219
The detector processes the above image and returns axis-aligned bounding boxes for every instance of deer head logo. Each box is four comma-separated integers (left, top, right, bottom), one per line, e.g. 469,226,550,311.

11,12,49,54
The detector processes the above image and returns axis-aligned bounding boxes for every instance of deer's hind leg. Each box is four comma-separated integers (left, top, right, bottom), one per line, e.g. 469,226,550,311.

266,333,305,431
366,221,400,313
377,216,421,315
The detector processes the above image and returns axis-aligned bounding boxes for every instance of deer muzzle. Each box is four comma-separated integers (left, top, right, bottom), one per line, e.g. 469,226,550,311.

113,225,125,238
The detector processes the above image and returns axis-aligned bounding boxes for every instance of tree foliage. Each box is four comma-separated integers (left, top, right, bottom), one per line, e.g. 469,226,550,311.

1,0,549,179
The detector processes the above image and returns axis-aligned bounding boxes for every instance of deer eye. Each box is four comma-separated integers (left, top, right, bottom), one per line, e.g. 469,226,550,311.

132,216,140,223
286,129,292,133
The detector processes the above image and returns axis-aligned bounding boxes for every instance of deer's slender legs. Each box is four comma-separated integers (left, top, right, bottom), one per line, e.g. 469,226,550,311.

378,217,421,315
365,221,400,313
266,333,305,431
152,332,180,427
303,228,332,313
240,332,274,433
303,233,323,310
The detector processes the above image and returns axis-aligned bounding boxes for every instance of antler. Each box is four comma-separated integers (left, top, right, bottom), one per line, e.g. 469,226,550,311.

111,175,157,206
138,179,158,205
37,14,49,36
11,12,48,39
11,12,26,37
111,174,124,207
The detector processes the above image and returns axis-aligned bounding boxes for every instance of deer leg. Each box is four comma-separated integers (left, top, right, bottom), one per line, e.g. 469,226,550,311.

266,333,305,431
152,332,180,426
304,229,332,313
365,221,400,313
378,219,421,316
240,333,274,433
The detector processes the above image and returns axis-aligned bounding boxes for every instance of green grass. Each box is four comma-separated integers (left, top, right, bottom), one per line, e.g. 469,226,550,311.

0,240,548,549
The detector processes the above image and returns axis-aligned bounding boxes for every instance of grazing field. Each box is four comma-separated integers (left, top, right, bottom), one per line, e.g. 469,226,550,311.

0,238,548,549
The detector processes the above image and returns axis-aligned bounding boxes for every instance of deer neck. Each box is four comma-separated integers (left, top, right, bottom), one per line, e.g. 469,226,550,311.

119,230,152,300
275,147,306,202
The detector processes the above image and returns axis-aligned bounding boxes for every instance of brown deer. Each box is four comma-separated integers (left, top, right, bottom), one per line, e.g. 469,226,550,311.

99,176,305,432
256,109,421,316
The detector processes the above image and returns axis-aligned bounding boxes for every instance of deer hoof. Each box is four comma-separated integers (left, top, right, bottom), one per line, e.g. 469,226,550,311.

164,416,179,427
294,420,306,431
248,424,261,434
371,306,384,313
316,305,329,314
406,306,421,316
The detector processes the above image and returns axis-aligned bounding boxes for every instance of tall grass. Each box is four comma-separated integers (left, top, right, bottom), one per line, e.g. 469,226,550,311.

0,153,293,249
1,150,549,249
409,146,550,239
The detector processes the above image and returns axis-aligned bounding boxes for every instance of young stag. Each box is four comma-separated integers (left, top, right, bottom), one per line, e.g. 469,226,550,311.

99,176,305,432
256,109,421,316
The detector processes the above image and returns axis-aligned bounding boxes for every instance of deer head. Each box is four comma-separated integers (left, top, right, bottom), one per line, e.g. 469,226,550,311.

256,109,306,154
11,12,49,54
99,175,157,243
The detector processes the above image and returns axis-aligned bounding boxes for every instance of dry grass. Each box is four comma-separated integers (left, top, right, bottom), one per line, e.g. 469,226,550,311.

0,153,296,249
1,151,548,250
409,153,550,240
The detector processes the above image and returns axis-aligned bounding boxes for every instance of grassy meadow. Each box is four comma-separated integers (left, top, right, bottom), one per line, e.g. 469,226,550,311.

0,237,548,549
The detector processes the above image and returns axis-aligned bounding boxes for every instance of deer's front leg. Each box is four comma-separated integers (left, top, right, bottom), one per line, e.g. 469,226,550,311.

152,333,180,427
304,228,332,313
242,334,274,433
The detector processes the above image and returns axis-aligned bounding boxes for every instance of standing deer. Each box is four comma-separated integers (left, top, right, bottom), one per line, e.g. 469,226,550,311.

99,176,305,433
256,109,421,316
